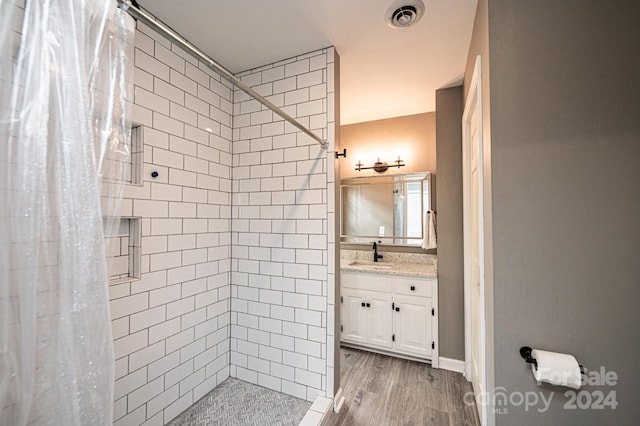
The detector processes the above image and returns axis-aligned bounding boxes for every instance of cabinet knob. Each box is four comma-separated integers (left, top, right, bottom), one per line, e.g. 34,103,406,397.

361,302,365,307
395,306,400,312
410,285,416,291
366,303,371,308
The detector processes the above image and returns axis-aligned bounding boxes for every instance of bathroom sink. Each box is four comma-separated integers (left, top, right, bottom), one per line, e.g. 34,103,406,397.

349,261,393,270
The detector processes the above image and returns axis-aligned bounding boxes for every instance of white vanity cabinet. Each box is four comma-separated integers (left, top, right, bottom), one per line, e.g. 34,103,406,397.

342,288,394,349
340,270,438,366
341,289,368,344
394,295,432,357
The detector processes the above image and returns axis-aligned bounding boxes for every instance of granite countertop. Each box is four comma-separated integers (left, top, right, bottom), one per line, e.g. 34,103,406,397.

340,260,437,279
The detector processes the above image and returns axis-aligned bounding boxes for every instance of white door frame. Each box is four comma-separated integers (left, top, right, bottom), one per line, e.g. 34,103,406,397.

463,55,492,426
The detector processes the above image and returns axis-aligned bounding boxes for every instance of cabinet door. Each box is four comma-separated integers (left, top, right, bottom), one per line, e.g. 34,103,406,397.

341,289,367,344
365,291,393,349
394,295,432,358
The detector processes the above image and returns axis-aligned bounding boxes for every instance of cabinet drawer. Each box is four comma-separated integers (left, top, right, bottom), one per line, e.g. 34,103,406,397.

393,277,434,298
342,271,393,293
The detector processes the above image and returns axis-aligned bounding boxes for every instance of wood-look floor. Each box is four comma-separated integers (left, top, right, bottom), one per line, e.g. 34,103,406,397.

322,347,480,426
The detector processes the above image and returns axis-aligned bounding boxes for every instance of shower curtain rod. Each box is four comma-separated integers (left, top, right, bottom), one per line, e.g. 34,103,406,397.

117,0,328,148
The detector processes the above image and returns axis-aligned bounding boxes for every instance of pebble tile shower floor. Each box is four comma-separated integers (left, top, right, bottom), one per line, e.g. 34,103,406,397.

166,378,312,425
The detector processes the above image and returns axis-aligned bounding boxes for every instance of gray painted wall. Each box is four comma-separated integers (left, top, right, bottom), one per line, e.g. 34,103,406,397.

435,86,465,360
479,1,640,424
463,0,498,405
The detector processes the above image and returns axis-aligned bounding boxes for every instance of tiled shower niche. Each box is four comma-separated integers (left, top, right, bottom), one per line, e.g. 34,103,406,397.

105,216,142,283
127,124,144,186
103,123,144,186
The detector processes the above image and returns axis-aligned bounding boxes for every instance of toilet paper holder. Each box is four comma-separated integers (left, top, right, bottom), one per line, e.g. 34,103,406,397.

519,346,538,367
520,346,586,374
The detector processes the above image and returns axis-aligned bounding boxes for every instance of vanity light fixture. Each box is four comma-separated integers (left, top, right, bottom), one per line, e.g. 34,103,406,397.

355,156,406,173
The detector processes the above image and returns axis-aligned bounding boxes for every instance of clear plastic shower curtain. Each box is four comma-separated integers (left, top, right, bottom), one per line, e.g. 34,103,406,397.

0,1,134,424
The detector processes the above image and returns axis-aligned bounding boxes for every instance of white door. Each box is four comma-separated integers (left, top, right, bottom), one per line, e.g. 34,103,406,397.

470,98,485,414
366,292,393,349
463,56,488,425
393,296,432,357
341,289,367,344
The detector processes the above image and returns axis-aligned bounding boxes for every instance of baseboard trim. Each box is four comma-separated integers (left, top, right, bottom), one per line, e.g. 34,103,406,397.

439,357,465,373
340,342,433,364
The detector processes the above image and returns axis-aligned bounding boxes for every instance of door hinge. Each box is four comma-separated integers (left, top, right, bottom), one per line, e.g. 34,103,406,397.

341,325,343,332
340,296,343,303
392,334,395,342
432,307,435,316
432,341,435,350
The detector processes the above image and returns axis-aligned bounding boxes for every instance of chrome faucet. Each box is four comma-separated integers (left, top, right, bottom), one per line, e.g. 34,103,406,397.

372,242,383,262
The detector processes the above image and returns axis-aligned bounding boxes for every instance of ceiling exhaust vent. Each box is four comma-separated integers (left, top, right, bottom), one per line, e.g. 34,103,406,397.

386,0,425,29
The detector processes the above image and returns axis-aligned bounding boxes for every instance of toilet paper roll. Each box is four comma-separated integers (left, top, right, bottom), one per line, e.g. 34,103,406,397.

531,349,582,390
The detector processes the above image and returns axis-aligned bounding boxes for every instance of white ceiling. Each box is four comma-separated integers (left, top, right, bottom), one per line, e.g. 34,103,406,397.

138,0,477,125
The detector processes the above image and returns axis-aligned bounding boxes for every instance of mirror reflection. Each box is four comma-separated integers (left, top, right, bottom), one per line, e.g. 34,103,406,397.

341,172,431,245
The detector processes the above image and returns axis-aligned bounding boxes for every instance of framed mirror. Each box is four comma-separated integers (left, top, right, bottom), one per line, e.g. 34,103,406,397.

340,172,431,246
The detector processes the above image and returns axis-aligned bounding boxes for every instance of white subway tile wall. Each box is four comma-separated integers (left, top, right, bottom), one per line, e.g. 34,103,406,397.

8,5,338,424
230,48,337,402
111,21,233,425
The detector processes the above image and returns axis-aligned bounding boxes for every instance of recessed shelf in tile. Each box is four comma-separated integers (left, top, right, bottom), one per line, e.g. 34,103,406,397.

105,216,141,283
